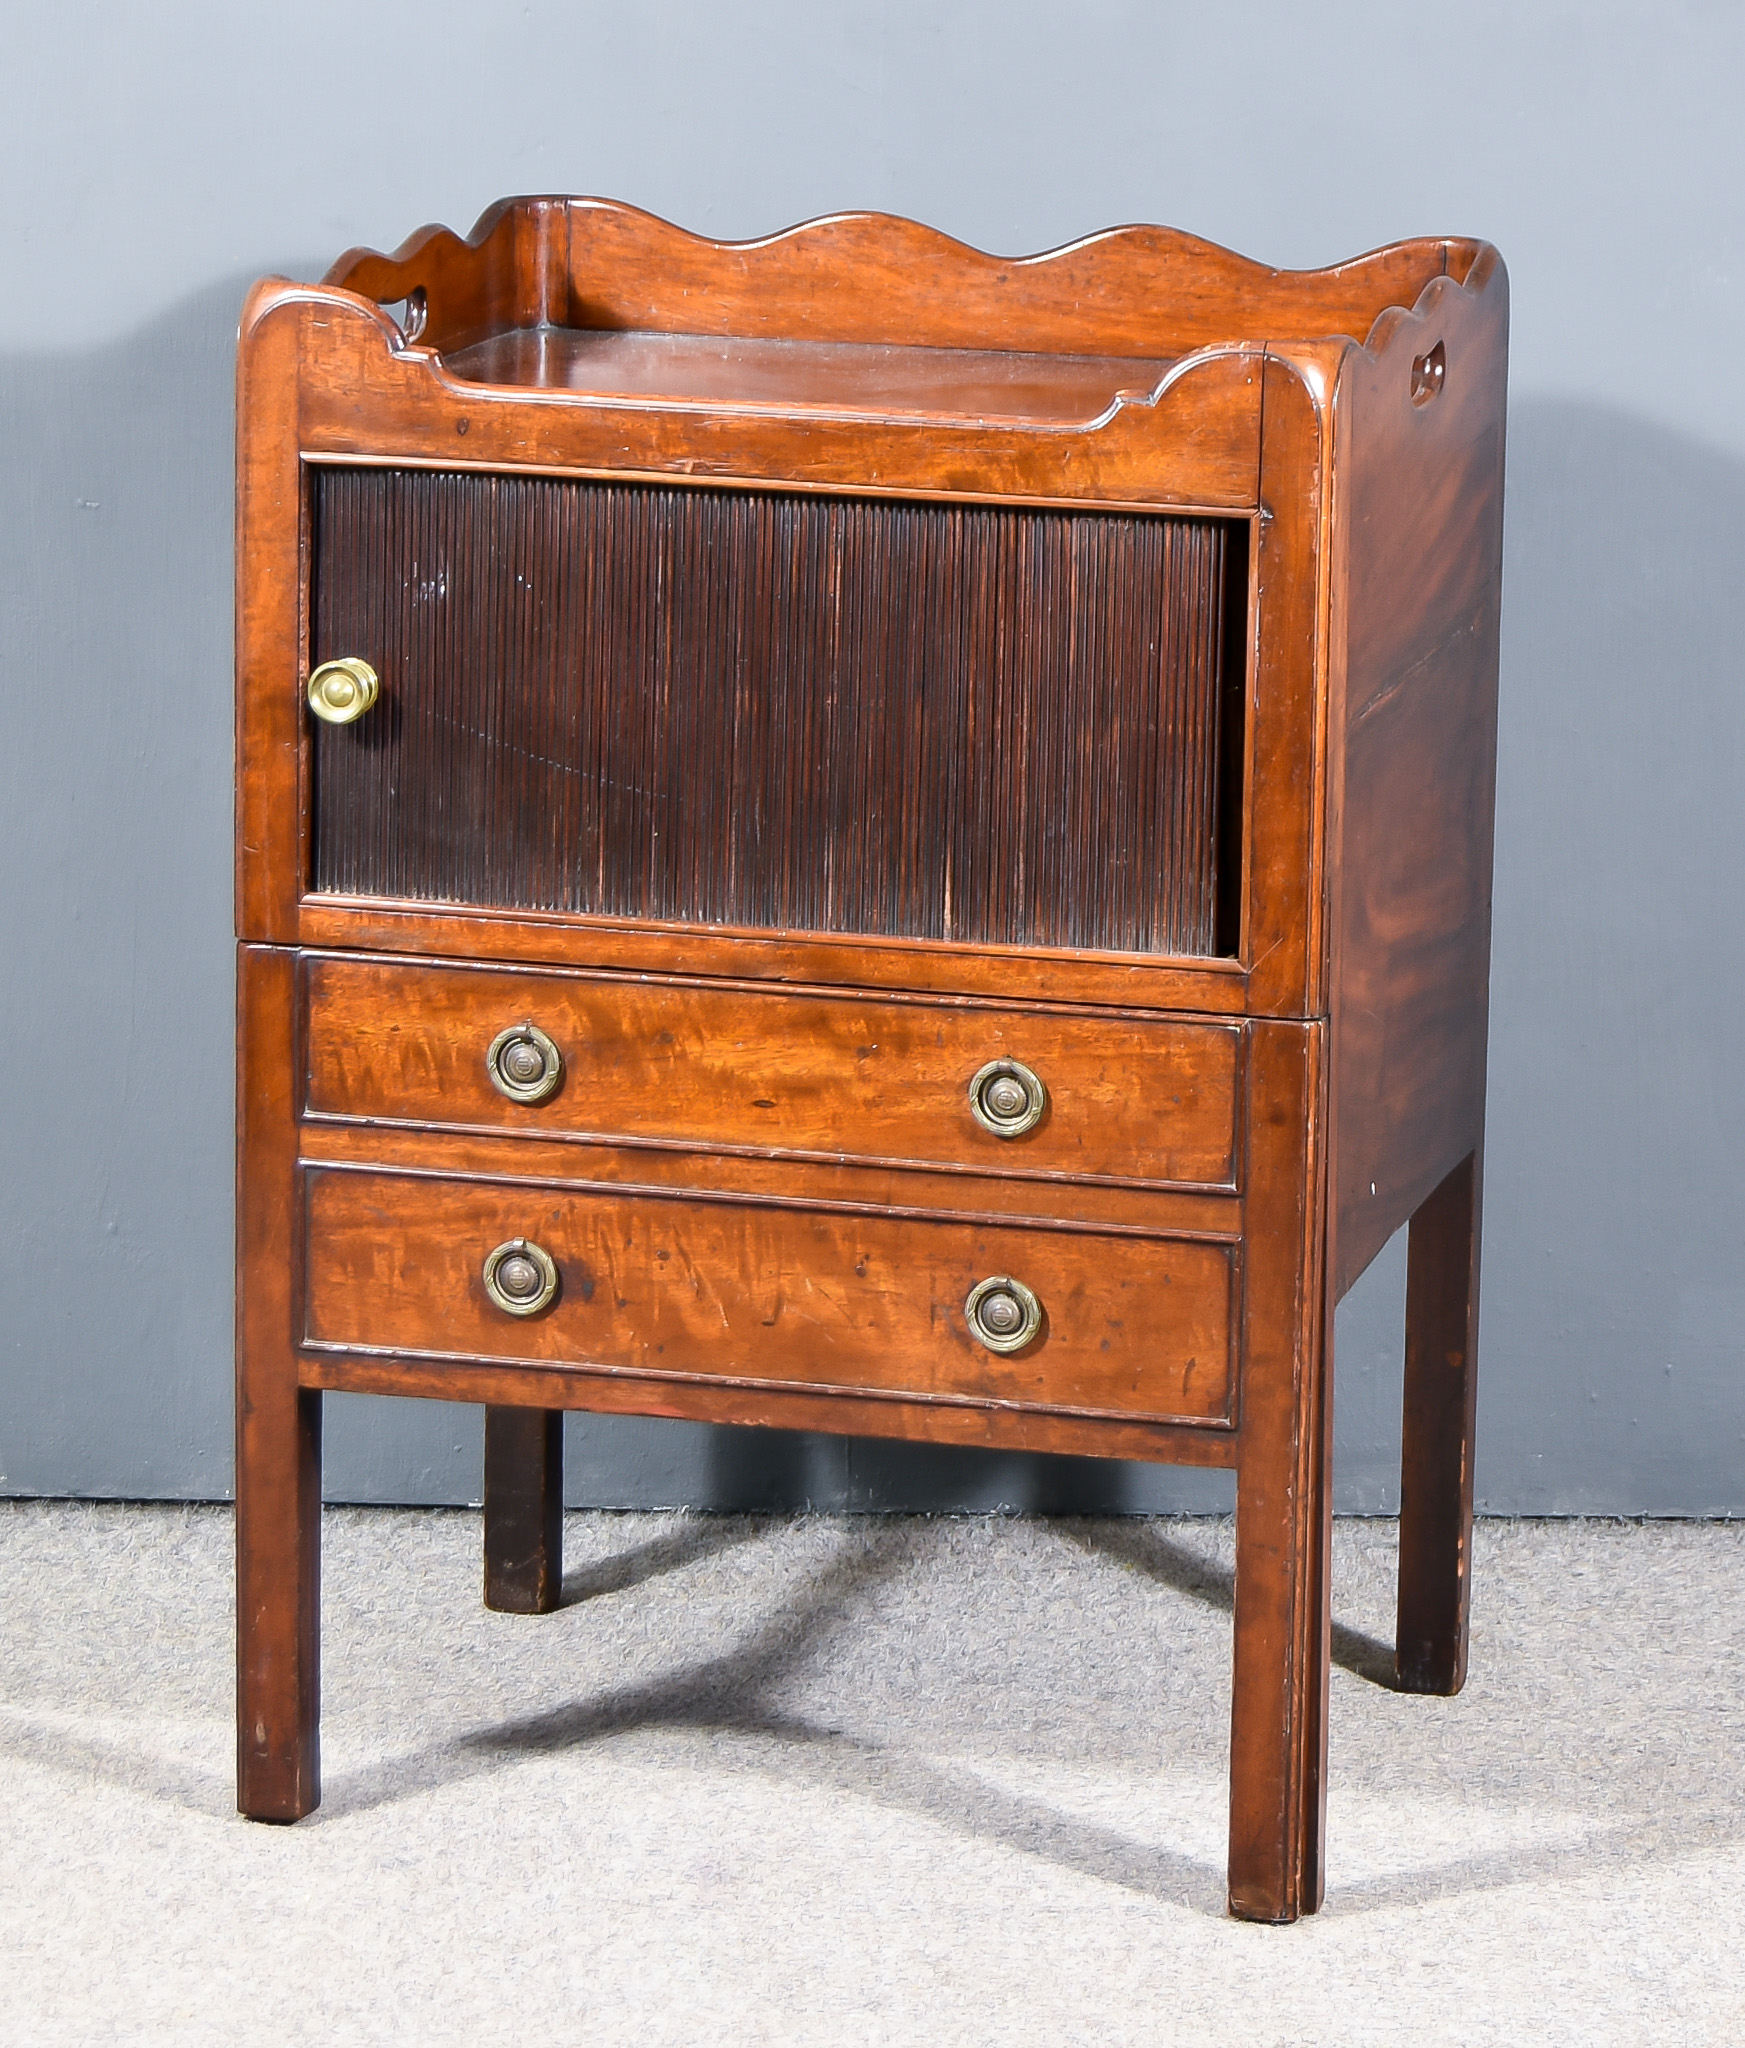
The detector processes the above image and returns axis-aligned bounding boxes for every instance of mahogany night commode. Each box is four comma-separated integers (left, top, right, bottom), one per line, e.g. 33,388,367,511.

234,196,1507,1922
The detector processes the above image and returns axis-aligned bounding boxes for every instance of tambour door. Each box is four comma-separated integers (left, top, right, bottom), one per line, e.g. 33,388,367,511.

307,467,1248,958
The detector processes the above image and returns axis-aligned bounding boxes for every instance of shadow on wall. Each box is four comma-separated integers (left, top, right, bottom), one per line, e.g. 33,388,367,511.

0,280,1740,1515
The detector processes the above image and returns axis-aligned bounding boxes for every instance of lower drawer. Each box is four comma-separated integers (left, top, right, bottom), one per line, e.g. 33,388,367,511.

302,1168,1236,1427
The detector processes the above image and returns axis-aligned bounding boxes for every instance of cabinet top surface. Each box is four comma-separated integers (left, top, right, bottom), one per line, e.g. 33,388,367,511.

302,195,1498,410
441,326,1180,426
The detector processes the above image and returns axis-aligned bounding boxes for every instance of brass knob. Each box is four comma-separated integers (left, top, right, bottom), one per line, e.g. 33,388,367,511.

486,1022,563,1105
964,1275,1043,1354
968,1059,1047,1138
307,657,380,725
483,1238,560,1317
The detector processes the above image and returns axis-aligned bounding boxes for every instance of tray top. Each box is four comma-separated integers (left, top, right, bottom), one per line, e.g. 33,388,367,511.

441,325,1178,426
319,196,1493,405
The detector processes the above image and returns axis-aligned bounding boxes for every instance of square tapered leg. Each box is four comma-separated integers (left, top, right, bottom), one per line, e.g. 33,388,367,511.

483,1406,564,1613
1396,1151,1483,1694
1226,1022,1332,1922
236,1385,322,1818
237,944,321,1820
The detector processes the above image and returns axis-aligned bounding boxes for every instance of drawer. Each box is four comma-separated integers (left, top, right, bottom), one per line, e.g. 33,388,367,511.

302,954,1241,1190
302,1168,1236,1427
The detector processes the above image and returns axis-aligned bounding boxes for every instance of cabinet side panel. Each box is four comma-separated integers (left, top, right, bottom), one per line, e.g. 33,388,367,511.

1328,261,1508,1294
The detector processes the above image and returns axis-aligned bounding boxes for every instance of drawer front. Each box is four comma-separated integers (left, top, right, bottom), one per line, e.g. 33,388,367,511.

303,1168,1236,1426
303,955,1241,1190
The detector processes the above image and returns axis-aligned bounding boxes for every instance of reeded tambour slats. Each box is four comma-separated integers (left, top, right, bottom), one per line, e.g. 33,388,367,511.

311,468,1240,954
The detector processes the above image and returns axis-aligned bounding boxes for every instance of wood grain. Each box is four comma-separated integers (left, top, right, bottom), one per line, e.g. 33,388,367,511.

1326,249,1507,1294
1396,1150,1483,1693
235,291,1276,991
1242,349,1341,1020
234,198,1508,1918
1227,1019,1329,1922
291,298,1268,511
301,953,1242,1192
326,195,1478,362
297,1116,1244,1239
235,945,321,1820
442,327,1179,427
302,1166,1237,1428
303,1350,1240,1471
292,896,1253,1016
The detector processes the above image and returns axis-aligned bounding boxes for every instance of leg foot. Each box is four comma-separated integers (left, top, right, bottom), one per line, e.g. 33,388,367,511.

237,1384,322,1820
1229,1407,1332,1921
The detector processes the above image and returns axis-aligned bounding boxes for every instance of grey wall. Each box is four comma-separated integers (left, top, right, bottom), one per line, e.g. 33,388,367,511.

3,2,1742,1514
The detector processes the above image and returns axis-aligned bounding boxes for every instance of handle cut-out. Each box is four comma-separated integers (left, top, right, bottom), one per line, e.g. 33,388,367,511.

380,286,428,344
1410,339,1446,406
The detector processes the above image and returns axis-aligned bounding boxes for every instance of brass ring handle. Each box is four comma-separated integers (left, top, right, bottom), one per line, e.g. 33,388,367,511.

968,1059,1047,1138
307,656,380,725
964,1275,1043,1355
482,1238,560,1318
486,1022,563,1105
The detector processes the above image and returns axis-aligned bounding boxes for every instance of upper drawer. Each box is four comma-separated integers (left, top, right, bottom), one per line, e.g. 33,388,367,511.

303,954,1241,1191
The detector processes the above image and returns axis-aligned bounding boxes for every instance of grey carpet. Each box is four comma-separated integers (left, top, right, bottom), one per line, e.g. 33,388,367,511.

1,1504,1741,2045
